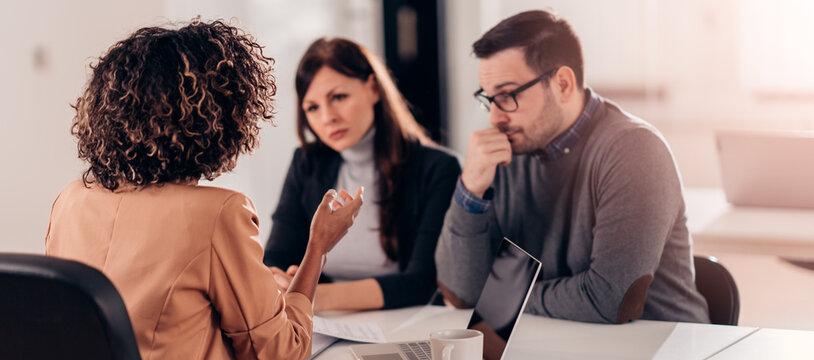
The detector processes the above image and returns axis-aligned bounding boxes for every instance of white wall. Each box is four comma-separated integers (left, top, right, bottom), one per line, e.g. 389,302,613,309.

0,0,166,253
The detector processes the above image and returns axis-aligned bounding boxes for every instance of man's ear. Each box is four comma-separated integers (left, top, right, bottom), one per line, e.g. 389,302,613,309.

552,66,578,103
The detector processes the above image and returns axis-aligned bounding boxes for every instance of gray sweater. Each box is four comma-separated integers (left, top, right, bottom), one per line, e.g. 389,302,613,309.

435,97,710,324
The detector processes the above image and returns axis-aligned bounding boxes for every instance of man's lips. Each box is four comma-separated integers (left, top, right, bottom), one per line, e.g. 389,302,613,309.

503,131,520,141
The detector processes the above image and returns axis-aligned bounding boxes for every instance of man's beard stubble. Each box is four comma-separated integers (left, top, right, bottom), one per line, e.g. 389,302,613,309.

500,90,564,155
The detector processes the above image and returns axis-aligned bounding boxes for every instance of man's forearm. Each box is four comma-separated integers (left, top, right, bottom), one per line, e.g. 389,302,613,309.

527,269,653,324
435,200,495,306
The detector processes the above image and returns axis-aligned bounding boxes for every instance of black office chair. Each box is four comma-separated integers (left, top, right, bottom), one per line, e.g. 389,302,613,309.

694,255,740,326
0,253,141,360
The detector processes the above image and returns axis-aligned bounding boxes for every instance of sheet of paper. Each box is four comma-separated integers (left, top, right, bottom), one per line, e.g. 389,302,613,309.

313,315,387,343
309,333,338,359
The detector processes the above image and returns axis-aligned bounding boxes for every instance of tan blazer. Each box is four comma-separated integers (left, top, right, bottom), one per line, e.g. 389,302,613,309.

46,180,313,359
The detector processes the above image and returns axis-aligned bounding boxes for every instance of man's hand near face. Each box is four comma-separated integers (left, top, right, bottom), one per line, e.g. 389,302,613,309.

460,128,512,198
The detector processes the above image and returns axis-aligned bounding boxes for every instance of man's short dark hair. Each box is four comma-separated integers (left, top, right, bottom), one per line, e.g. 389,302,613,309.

473,10,584,89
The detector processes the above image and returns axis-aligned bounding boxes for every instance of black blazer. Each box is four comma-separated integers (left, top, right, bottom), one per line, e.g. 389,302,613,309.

263,142,461,309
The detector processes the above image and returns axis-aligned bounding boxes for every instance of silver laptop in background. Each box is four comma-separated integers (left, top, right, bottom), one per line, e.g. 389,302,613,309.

349,238,542,360
716,130,814,209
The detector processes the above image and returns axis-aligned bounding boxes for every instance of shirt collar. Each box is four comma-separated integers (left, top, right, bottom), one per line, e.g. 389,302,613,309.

538,87,600,161
340,126,376,165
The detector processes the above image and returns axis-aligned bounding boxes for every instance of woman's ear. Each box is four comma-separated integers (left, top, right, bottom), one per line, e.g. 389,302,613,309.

366,74,381,103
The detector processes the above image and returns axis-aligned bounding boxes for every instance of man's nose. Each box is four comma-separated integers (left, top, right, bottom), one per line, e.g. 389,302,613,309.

489,105,509,128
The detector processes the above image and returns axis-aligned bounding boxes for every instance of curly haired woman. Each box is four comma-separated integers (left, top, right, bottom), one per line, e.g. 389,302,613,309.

45,19,362,359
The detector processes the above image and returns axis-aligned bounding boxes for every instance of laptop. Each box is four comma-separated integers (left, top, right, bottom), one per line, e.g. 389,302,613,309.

350,238,542,360
716,130,814,209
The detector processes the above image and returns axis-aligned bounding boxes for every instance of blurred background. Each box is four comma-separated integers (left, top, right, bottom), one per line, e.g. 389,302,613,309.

2,0,813,330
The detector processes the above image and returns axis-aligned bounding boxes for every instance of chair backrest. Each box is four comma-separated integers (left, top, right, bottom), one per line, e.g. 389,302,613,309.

694,255,740,325
0,253,141,360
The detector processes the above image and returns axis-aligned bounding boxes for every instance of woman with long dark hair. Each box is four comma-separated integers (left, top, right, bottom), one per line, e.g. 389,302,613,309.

46,20,362,359
263,37,460,311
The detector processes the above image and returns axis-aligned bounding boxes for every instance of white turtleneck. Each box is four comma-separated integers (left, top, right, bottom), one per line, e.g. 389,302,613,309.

322,127,399,282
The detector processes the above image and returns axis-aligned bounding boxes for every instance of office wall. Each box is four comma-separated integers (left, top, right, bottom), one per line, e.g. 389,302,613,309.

0,0,167,253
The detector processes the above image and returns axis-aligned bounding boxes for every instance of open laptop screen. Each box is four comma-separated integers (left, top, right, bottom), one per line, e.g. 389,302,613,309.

467,238,541,360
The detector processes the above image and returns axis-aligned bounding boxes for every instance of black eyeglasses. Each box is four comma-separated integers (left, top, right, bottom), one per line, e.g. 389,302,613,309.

473,67,559,112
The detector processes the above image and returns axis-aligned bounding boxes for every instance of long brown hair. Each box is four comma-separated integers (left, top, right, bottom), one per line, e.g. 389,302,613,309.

295,37,432,260
72,19,276,191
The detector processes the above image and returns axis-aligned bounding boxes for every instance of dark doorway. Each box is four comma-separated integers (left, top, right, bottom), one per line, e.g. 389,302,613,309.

382,0,447,144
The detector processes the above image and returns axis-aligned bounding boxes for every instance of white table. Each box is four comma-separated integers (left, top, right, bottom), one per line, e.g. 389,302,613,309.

313,306,763,360
684,188,814,260
708,328,814,359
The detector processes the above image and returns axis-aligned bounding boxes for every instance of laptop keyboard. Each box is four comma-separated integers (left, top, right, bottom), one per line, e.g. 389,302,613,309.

398,342,431,360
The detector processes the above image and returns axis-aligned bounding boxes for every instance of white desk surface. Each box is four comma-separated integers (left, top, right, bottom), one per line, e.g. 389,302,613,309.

709,327,814,360
313,306,761,360
684,188,814,259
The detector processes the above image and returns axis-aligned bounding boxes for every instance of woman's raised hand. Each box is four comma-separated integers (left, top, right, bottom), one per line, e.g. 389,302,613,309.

308,186,364,254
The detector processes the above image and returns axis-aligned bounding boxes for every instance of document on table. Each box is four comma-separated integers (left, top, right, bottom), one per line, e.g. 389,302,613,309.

309,333,339,359
313,315,387,343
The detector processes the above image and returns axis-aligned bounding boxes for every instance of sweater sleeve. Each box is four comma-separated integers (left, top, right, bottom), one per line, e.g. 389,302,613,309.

374,154,461,309
526,127,683,323
209,193,313,360
435,179,503,307
264,149,310,269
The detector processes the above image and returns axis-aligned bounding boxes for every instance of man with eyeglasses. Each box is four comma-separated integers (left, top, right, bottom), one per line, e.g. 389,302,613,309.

435,10,710,324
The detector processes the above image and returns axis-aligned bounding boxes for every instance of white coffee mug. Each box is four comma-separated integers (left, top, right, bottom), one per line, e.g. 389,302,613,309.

429,329,483,360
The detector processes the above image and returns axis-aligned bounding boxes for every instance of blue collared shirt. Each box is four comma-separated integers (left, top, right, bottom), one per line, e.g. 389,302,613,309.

455,88,601,214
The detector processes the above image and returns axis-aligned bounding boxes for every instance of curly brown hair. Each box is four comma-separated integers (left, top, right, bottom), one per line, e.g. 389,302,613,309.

71,19,276,191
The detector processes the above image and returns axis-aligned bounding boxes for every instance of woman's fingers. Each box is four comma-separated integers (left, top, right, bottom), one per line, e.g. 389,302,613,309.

269,266,292,290
319,189,338,211
330,199,343,211
349,186,364,217
307,187,365,255
338,189,353,204
286,265,298,276
332,187,365,215
273,273,292,290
